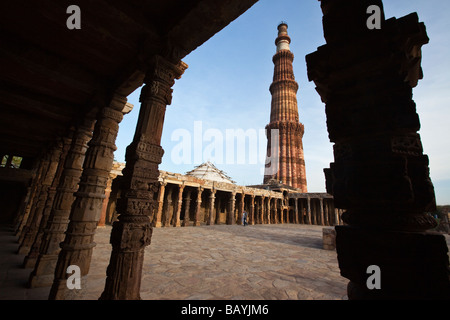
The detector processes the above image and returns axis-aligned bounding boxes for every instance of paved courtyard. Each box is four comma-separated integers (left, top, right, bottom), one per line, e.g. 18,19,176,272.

1,223,348,300
5,222,448,301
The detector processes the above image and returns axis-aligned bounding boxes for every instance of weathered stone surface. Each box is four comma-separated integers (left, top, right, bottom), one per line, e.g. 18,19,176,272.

264,23,307,191
306,0,449,299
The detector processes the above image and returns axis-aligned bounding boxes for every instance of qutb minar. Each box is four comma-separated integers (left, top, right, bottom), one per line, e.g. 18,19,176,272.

264,23,307,191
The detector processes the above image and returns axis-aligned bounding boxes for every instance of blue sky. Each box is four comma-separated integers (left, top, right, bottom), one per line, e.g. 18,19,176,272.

115,0,450,205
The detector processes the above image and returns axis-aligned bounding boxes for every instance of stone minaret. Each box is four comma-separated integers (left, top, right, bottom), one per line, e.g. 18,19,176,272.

264,23,307,191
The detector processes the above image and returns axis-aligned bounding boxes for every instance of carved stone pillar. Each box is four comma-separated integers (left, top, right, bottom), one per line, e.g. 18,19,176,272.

307,0,449,299
319,198,324,226
334,208,340,226
249,195,255,225
49,94,127,300
294,198,299,224
227,192,236,225
207,189,216,226
182,189,191,227
28,117,95,288
18,141,64,255
163,186,173,227
23,134,73,269
100,57,187,300
260,196,265,225
172,184,184,227
154,182,166,228
298,199,302,224
238,193,245,225
265,197,270,225
279,200,284,224
98,173,116,228
214,196,221,225
15,159,45,237
194,187,203,226
306,196,311,225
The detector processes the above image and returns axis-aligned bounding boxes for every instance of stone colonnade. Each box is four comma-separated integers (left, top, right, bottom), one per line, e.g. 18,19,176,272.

103,169,341,228
13,97,135,299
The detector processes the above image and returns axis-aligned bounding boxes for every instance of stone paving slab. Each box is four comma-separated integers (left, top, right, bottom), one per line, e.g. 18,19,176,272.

80,224,349,300
1,224,449,300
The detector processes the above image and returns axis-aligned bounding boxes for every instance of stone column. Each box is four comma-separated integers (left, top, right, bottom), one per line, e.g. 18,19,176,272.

306,0,449,299
306,196,311,225
172,184,184,227
280,200,285,224
163,186,173,227
319,198,325,226
13,164,39,234
207,189,216,226
265,197,271,225
154,182,166,228
238,193,245,225
98,173,116,227
15,159,45,237
182,189,191,227
298,199,303,224
49,94,127,300
27,117,95,288
249,195,255,225
193,187,203,226
99,57,187,300
18,141,64,255
227,192,236,225
294,198,299,224
261,196,265,224
23,134,73,269
214,196,221,225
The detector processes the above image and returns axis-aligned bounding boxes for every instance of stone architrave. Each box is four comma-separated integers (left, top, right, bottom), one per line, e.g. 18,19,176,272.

49,94,128,300
99,56,187,300
306,0,449,299
28,117,95,288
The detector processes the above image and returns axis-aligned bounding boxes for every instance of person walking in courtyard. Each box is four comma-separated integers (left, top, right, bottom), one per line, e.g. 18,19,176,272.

242,211,248,226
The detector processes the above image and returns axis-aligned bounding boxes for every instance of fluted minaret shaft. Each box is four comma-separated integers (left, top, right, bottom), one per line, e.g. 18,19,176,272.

264,23,307,191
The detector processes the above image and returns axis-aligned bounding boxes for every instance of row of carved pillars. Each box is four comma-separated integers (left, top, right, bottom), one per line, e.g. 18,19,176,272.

137,182,340,228
288,197,344,226
151,183,286,227
13,55,188,299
